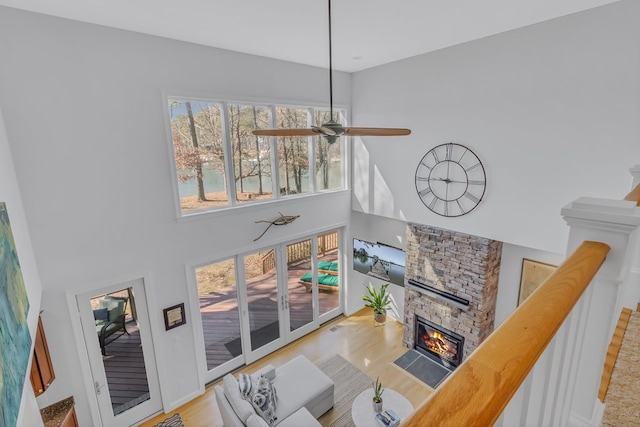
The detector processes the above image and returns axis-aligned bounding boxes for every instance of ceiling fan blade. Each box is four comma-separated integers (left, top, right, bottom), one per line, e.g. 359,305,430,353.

252,128,318,137
343,127,412,136
311,125,337,136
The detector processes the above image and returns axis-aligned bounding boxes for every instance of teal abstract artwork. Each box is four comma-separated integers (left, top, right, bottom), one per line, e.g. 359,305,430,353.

0,202,31,427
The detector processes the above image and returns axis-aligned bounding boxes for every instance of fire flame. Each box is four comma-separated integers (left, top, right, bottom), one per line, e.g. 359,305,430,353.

423,331,456,359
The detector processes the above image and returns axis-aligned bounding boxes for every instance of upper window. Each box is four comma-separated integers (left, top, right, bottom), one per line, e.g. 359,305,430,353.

167,97,346,216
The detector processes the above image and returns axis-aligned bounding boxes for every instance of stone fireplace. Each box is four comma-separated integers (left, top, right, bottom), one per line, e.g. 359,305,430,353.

403,223,502,364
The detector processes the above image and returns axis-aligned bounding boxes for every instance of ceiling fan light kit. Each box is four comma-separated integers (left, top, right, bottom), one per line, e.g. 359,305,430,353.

252,0,411,143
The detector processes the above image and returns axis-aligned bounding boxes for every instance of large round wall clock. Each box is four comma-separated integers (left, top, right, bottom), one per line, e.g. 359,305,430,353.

415,142,486,217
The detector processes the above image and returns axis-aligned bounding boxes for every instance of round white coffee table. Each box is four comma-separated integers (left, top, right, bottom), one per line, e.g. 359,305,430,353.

351,388,414,427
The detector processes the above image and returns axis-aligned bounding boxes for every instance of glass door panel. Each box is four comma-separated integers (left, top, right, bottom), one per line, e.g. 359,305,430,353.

244,249,283,358
195,258,242,372
318,231,340,317
77,279,161,426
92,289,151,417
286,239,314,333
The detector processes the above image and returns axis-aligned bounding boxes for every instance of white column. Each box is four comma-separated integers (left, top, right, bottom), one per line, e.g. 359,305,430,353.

630,164,640,188
623,165,640,310
560,197,640,426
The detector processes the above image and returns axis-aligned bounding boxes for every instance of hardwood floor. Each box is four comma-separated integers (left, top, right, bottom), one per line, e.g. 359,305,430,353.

138,308,433,427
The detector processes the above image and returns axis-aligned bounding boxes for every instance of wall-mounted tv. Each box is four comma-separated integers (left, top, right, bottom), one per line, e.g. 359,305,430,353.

353,238,406,286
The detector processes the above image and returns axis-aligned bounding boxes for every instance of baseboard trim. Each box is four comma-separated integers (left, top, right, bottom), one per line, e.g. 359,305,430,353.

569,399,604,427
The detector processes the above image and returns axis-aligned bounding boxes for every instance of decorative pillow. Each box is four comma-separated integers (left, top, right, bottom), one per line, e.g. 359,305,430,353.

251,376,278,426
107,301,125,321
222,374,255,422
251,365,276,381
246,414,269,427
238,373,254,399
93,308,108,322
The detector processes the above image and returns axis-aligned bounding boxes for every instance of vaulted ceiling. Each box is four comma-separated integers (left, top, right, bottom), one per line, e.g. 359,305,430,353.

0,0,623,72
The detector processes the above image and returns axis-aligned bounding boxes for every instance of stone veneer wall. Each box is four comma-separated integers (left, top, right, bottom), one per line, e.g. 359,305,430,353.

403,223,503,362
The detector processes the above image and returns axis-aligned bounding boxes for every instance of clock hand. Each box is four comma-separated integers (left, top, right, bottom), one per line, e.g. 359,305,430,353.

432,177,466,184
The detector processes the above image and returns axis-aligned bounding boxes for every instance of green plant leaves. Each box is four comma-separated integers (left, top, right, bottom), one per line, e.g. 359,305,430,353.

362,282,391,315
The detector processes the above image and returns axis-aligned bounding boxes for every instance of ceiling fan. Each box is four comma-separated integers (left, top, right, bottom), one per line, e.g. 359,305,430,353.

252,0,411,144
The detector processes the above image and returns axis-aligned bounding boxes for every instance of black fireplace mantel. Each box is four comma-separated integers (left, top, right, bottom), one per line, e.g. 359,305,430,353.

407,279,470,308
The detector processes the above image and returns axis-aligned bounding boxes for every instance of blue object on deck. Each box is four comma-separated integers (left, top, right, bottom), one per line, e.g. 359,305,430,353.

299,272,339,286
317,261,339,272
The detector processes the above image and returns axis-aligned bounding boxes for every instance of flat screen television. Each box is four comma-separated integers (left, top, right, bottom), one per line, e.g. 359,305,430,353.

353,238,406,287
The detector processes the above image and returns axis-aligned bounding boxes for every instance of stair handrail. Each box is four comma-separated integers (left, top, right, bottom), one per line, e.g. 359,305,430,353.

624,183,640,205
403,240,610,427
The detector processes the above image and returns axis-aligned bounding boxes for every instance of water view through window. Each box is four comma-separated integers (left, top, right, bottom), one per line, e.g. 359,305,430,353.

167,97,345,214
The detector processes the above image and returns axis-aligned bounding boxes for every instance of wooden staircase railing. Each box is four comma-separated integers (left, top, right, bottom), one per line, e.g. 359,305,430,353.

403,241,610,427
624,183,640,205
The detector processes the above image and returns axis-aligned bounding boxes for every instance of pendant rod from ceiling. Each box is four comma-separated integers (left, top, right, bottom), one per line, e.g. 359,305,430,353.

328,0,334,122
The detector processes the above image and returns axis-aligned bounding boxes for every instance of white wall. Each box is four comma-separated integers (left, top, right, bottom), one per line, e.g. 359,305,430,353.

352,0,640,256
495,243,565,326
347,212,407,321
0,7,352,425
0,106,44,424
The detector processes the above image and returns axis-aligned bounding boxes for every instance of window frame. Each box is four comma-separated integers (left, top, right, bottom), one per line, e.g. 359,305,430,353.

163,93,348,219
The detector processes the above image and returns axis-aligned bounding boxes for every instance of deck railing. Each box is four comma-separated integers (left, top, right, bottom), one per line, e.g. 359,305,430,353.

260,232,338,273
403,241,610,426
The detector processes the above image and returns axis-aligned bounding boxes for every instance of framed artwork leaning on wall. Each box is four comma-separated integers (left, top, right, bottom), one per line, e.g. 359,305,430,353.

518,258,557,305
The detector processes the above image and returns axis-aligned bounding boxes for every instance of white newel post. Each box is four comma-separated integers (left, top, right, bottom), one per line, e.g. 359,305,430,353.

560,197,640,426
623,164,640,308
630,164,640,188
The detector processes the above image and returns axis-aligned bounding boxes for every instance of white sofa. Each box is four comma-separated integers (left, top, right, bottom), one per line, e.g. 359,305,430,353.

214,355,334,427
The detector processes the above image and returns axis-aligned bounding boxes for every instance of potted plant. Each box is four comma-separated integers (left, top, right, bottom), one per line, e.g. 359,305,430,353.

363,282,391,323
372,376,384,412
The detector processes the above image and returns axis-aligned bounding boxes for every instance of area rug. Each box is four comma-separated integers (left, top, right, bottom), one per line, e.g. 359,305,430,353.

393,349,451,389
152,413,184,427
318,354,373,427
602,310,640,426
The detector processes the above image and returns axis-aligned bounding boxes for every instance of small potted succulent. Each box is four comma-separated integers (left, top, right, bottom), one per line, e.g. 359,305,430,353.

372,376,384,412
363,282,391,323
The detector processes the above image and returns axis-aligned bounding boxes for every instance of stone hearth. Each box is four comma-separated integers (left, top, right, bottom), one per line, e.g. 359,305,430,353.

402,223,502,362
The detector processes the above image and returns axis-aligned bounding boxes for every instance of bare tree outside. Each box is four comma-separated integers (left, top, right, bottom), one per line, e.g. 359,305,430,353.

170,100,225,209
276,107,309,195
186,102,207,201
314,109,343,191
168,98,343,213
228,104,272,203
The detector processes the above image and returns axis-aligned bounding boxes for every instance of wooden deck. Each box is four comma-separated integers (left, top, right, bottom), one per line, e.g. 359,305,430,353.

103,264,339,414
102,322,150,415
199,259,340,369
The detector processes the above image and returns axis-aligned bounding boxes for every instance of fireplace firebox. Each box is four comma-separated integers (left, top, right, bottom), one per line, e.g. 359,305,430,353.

414,316,464,369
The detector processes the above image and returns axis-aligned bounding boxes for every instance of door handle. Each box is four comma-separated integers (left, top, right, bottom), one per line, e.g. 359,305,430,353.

95,381,104,395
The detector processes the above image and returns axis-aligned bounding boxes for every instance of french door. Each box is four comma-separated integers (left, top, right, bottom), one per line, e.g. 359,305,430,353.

240,247,288,364
75,278,161,426
195,230,342,383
